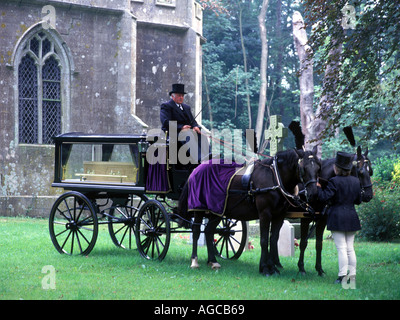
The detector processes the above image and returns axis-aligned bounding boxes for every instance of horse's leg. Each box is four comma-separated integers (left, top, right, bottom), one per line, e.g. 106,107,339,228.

259,213,274,276
190,213,203,268
315,216,327,276
204,215,222,269
297,218,311,275
270,218,284,271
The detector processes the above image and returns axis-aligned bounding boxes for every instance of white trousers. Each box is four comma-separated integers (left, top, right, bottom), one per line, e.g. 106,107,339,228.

332,231,357,277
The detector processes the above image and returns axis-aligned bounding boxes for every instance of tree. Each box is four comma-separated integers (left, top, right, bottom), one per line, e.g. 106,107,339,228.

292,11,314,150
200,0,304,152
255,0,270,147
238,2,253,129
293,8,343,157
303,0,400,149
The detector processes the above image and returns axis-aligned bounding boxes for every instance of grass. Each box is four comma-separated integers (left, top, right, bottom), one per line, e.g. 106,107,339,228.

0,217,399,300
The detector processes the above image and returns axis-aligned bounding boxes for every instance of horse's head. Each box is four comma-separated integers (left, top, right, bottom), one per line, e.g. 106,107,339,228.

353,146,373,202
295,145,321,202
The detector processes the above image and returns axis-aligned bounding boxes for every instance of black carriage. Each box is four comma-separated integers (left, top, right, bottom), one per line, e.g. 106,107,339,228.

49,132,247,261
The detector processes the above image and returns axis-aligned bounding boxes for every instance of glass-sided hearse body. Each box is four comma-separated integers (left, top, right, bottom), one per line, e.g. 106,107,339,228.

52,132,188,199
52,132,148,194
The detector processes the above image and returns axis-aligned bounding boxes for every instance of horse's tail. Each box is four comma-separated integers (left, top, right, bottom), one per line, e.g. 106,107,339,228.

177,180,190,220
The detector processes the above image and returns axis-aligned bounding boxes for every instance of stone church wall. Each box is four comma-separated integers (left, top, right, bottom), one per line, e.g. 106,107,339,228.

0,0,203,217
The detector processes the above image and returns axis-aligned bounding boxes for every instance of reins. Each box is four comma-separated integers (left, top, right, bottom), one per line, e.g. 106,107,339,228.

230,154,317,215
198,130,272,161
199,131,318,206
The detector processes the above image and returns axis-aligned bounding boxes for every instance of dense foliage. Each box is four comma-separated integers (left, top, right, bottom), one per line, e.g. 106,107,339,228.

200,0,400,158
303,0,400,151
358,181,400,241
358,155,400,241
201,0,303,151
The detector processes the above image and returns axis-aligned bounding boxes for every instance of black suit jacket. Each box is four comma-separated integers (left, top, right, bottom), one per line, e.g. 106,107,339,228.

317,175,362,232
160,99,199,133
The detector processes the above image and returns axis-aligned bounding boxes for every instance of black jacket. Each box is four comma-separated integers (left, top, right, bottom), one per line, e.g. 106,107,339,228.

317,175,362,232
160,99,199,133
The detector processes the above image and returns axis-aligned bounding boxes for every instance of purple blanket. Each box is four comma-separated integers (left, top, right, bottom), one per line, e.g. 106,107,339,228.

188,160,244,215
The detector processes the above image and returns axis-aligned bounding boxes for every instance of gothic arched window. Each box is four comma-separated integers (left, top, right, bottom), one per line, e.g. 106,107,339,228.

18,32,62,144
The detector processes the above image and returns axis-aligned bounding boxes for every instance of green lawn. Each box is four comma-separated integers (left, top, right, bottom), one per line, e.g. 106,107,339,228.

0,217,399,300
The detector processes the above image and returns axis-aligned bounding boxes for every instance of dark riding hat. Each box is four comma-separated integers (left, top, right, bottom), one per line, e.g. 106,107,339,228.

169,83,187,96
335,151,353,171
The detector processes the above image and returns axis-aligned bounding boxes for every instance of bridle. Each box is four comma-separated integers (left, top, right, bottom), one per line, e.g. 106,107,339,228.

354,156,373,195
297,155,320,202
269,153,319,212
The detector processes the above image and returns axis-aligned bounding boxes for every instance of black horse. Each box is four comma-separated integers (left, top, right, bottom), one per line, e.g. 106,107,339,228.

296,146,373,276
178,147,321,276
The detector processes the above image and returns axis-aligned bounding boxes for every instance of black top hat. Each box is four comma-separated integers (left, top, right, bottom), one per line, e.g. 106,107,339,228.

335,151,353,171
169,83,187,95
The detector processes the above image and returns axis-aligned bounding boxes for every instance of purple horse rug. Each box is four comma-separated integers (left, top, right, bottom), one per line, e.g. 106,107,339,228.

188,160,244,216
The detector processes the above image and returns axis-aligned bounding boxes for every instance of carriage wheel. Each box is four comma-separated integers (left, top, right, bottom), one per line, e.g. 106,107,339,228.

49,191,98,255
214,218,247,260
108,195,148,249
135,199,170,261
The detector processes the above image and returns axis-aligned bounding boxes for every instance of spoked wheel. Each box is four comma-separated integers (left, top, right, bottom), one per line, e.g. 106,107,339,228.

108,194,148,249
49,191,98,255
135,199,170,261
214,218,247,260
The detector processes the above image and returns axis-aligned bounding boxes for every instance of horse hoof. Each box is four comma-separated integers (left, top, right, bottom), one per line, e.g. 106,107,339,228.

190,257,199,269
208,262,221,270
263,269,279,277
298,271,307,276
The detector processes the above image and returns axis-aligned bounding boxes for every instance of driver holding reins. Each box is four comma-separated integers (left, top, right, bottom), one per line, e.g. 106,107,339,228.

160,84,209,164
160,83,201,135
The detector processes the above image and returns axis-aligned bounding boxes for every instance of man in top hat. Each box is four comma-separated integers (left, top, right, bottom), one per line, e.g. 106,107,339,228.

160,83,201,135
160,84,208,164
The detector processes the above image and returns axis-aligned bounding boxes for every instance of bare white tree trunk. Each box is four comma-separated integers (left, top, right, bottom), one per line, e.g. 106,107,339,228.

239,7,252,129
255,0,270,147
293,11,342,158
292,11,315,150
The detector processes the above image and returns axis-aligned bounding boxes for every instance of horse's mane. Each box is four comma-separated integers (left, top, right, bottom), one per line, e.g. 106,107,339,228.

260,149,299,168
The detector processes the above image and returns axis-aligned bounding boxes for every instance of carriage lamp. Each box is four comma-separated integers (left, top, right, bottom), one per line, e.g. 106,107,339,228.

138,140,149,153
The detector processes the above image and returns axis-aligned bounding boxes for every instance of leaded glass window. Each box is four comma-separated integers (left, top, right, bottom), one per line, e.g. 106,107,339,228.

18,55,38,144
42,56,61,144
18,32,62,144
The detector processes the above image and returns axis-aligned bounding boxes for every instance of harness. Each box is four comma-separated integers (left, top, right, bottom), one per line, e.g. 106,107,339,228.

230,156,316,215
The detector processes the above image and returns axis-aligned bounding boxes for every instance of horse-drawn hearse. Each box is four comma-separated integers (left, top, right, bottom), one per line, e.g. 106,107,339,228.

49,132,250,261
49,125,372,276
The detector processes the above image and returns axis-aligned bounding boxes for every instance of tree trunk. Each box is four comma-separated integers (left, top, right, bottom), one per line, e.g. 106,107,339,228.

292,11,315,150
293,11,342,158
203,70,213,131
311,37,342,158
275,0,284,116
255,0,270,148
239,7,252,129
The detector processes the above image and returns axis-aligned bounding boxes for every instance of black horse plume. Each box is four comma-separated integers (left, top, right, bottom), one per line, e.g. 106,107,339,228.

343,126,356,147
289,121,305,150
